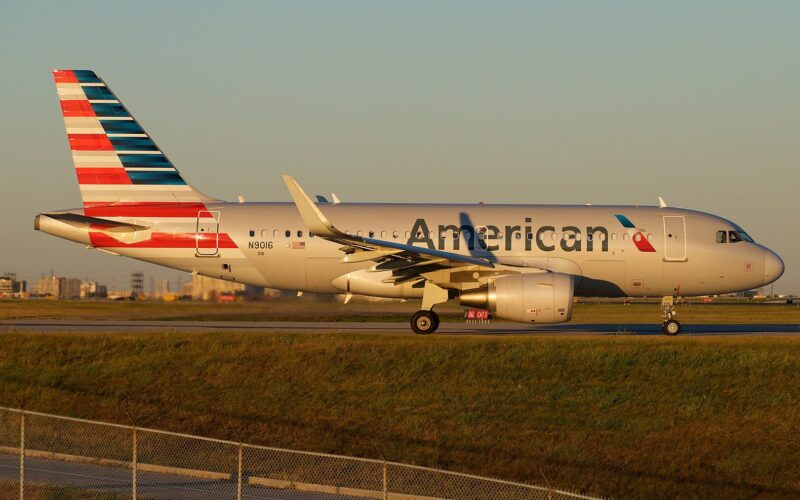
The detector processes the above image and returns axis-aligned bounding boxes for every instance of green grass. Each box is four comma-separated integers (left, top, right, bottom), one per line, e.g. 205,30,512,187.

1,298,799,324
1,331,799,498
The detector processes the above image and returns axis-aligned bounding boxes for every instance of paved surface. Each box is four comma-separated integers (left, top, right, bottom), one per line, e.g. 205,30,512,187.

0,452,360,499
1,319,798,336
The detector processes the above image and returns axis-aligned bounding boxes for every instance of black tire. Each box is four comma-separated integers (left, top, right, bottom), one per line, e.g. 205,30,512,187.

662,319,681,336
411,310,439,335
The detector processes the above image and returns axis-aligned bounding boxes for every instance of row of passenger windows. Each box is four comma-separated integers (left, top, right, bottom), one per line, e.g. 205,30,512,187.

248,229,654,242
716,230,754,244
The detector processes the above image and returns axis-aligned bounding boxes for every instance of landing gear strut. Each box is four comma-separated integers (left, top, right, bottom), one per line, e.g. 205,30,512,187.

661,296,681,335
411,310,440,335
410,281,448,334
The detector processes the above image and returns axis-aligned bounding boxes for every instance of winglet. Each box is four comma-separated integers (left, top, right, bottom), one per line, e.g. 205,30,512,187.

282,175,341,238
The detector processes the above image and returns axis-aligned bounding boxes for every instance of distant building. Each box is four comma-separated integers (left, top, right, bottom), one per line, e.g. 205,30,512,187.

33,275,63,298
80,281,107,299
0,273,26,298
190,275,245,301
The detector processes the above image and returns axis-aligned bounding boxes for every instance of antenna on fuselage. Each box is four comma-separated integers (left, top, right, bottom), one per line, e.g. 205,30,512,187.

658,196,668,208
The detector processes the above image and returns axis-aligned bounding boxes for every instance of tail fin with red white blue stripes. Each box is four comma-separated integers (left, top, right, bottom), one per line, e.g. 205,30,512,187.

53,69,216,211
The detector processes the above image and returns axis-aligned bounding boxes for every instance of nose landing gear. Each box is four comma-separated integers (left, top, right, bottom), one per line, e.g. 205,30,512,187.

661,296,681,335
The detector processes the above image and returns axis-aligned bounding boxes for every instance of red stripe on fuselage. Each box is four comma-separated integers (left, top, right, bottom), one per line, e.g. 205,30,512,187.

76,168,131,185
53,70,78,83
60,100,96,117
68,134,113,151
88,232,238,249
83,202,210,218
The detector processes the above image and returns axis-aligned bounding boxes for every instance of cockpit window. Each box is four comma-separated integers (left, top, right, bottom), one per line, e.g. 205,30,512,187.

716,231,727,243
739,232,754,242
729,231,743,243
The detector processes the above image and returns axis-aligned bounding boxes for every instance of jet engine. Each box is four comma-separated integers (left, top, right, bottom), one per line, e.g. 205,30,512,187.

459,272,574,324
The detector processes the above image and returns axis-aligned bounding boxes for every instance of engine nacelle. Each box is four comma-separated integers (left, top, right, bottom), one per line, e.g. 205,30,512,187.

460,272,574,324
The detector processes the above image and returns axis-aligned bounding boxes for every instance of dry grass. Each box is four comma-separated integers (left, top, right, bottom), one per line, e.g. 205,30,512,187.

0,331,799,498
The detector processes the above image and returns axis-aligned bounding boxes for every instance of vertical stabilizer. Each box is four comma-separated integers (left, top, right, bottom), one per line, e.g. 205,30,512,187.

53,69,216,211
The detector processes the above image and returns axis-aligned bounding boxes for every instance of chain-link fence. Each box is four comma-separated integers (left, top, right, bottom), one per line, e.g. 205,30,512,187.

0,406,599,499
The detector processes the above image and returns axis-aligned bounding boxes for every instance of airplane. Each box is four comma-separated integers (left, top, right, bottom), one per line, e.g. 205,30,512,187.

36,70,785,335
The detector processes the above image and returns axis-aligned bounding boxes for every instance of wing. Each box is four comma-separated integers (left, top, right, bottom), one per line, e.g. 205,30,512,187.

282,175,496,287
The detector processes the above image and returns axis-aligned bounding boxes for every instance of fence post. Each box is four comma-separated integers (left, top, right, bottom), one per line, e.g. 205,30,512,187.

132,425,137,500
383,460,388,500
374,444,388,500
237,443,243,500
19,410,24,500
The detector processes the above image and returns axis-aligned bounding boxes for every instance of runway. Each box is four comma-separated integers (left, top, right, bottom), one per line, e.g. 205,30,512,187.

2,319,798,336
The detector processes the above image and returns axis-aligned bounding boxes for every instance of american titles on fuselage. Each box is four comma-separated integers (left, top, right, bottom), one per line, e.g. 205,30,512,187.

405,218,617,253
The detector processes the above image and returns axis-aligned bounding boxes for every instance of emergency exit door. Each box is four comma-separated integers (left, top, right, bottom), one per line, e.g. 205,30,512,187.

663,216,686,261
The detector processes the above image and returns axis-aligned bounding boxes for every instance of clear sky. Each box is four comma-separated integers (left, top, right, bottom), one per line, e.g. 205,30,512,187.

1,1,798,294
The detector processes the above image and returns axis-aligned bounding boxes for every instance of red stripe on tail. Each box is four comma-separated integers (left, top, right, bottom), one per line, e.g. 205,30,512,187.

76,168,131,185
88,232,238,249
68,134,114,151
53,70,78,83
60,100,96,117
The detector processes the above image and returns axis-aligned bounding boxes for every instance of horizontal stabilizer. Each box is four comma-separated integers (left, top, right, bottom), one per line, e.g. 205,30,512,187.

43,213,149,232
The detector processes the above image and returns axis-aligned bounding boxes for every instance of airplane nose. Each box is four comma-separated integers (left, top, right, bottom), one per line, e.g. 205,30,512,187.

764,249,785,284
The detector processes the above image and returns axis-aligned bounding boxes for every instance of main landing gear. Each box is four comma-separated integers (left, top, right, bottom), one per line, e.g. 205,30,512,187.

411,310,440,335
661,296,681,335
410,281,449,335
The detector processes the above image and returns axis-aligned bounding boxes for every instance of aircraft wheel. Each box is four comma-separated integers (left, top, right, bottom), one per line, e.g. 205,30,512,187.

411,310,439,335
662,319,681,336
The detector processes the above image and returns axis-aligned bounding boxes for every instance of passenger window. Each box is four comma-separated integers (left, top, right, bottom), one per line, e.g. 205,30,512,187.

515,233,522,240
526,233,533,240
272,230,278,238
249,230,255,237
729,231,742,243
381,231,386,238
369,231,375,238
623,233,629,241
611,233,617,241
392,231,398,238
716,231,727,243
284,230,290,238
297,230,303,238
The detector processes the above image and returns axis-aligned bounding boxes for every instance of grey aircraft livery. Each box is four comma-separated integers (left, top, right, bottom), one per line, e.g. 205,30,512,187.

36,70,785,334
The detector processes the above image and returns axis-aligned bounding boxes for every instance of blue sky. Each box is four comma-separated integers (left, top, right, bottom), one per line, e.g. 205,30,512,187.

1,1,798,293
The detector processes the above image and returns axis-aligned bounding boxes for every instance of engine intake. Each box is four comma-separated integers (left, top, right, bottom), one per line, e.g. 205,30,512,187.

459,272,574,324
